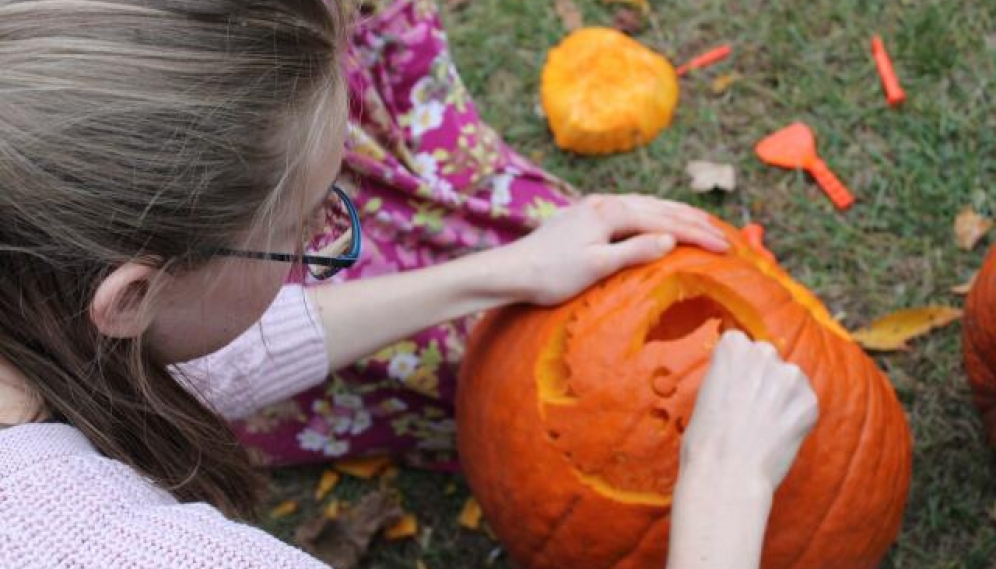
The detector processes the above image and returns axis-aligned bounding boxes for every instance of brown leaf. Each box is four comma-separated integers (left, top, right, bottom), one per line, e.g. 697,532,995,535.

951,272,979,295
554,0,583,31
314,470,341,502
852,306,963,352
955,206,993,251
269,500,299,519
603,0,650,14
444,0,471,11
686,160,737,193
295,491,403,569
611,8,645,34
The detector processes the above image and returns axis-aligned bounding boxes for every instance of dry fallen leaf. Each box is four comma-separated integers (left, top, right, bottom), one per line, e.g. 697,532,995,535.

417,561,430,569
315,470,341,502
270,500,299,519
554,0,583,31
295,491,402,569
710,73,740,95
611,8,645,34
334,456,393,479
458,497,483,529
385,514,419,540
686,160,737,193
951,271,979,295
603,0,650,14
955,206,993,251
852,306,963,351
323,500,342,520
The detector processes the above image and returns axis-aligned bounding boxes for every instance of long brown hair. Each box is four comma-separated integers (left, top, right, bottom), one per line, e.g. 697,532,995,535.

0,0,348,517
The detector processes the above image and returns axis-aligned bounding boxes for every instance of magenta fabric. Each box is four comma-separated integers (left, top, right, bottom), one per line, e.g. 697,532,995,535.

230,0,576,467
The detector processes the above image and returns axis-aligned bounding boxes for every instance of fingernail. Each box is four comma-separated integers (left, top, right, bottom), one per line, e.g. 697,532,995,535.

659,235,676,251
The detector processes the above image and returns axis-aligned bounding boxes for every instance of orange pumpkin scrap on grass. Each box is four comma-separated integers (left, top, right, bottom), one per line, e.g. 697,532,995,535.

964,246,996,444
541,27,679,155
457,219,912,569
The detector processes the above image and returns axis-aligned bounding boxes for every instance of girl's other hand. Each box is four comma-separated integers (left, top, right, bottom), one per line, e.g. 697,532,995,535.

682,330,819,491
500,194,728,306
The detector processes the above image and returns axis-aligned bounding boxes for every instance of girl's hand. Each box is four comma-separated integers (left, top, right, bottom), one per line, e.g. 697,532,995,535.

499,194,728,306
681,330,819,491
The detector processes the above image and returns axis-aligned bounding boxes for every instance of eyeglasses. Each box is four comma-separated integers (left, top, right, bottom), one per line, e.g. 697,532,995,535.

218,185,362,280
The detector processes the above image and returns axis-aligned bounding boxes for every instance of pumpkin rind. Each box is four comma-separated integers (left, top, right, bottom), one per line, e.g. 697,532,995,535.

964,246,996,444
540,27,679,155
457,220,912,569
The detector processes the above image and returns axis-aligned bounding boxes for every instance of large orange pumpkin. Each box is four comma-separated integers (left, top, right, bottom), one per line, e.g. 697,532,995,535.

964,245,996,444
457,220,912,569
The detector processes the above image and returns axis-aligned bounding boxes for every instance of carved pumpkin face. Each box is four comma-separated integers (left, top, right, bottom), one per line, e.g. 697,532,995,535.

964,246,996,444
457,220,912,569
541,27,679,155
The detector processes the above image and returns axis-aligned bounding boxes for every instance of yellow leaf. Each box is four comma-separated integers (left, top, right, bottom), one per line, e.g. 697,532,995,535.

951,272,978,295
603,0,650,14
384,514,419,540
417,561,430,569
323,499,342,520
710,73,740,95
852,306,963,351
334,456,393,479
314,470,341,502
270,500,298,519
955,206,993,251
458,497,483,529
554,0,583,31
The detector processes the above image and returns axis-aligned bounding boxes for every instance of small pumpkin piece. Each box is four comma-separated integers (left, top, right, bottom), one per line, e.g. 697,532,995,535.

541,27,679,155
334,456,393,479
314,470,341,502
323,499,342,520
384,514,419,540
458,497,483,529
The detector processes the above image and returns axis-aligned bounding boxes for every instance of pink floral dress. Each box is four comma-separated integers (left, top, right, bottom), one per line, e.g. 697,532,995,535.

230,0,576,467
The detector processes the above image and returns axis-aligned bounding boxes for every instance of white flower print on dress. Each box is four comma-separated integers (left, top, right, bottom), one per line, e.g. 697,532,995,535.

388,352,421,381
409,100,445,137
490,173,515,207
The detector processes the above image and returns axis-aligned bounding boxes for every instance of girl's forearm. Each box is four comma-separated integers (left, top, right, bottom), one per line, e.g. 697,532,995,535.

306,246,531,371
666,464,774,569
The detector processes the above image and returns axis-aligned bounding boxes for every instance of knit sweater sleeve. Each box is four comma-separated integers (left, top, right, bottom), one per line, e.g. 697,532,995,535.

171,284,331,420
0,425,331,569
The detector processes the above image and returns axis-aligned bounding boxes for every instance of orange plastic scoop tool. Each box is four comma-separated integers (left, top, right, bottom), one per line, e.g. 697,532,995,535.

755,122,856,211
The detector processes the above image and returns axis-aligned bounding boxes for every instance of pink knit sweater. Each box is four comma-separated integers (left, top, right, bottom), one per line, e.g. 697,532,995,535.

0,285,334,568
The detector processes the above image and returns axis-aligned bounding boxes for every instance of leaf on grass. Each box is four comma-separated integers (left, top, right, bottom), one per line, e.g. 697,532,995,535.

270,500,299,519
686,160,736,193
852,306,963,351
458,497,483,529
323,500,343,520
295,491,402,569
955,206,993,251
611,8,645,34
417,561,430,569
554,0,583,31
710,73,740,95
603,0,650,14
385,514,419,540
951,271,978,295
334,455,393,479
315,470,341,502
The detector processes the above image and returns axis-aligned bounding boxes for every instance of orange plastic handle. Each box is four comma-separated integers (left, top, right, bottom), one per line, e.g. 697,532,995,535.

809,159,856,211
871,36,905,107
740,223,777,263
676,45,732,76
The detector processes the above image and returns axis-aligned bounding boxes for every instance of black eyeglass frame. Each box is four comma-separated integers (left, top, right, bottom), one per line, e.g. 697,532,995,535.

217,184,362,279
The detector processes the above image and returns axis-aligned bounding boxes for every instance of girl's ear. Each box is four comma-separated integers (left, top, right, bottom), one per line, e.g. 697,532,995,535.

90,262,159,339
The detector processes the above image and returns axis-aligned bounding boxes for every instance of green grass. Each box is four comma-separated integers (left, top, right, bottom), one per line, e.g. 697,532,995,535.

259,0,996,567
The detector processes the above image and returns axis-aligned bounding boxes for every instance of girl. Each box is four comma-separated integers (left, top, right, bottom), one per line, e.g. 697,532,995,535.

0,1,817,568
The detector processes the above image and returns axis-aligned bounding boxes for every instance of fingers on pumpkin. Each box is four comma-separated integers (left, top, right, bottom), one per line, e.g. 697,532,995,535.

596,234,676,275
